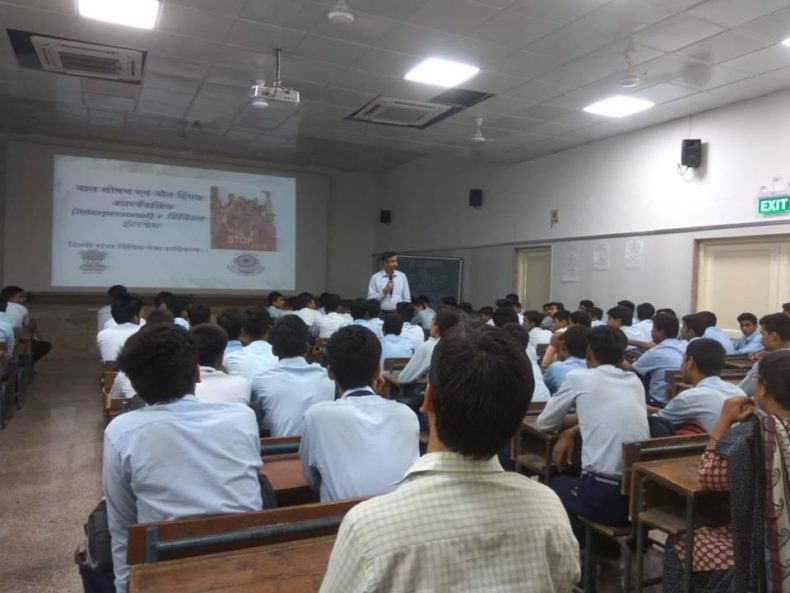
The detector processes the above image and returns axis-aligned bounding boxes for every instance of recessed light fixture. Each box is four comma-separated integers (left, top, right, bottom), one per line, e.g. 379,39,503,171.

583,95,655,118
404,57,480,88
327,0,355,24
77,0,161,30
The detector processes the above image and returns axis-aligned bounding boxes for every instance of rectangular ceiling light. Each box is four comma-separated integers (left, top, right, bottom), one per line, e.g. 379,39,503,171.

77,0,161,30
404,57,480,88
782,37,790,47
583,95,655,118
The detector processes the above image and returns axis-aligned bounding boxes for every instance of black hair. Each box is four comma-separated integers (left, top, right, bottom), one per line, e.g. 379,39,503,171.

365,298,381,320
502,322,529,349
553,310,571,323
617,299,636,313
267,291,283,306
459,302,474,316
216,308,243,341
550,302,565,311
685,338,725,377
588,307,603,321
350,298,367,320
242,307,272,341
417,295,431,305
434,306,461,336
505,293,519,304
569,311,591,327
269,315,308,359
146,309,175,326
682,313,707,338
761,313,790,342
325,325,381,391
154,291,173,308
190,324,228,367
579,299,594,310
607,305,633,326
322,293,341,313
653,313,679,339
524,310,544,326
697,311,717,329
294,292,314,311
187,303,211,326
737,312,758,325
429,321,534,459
758,350,790,409
656,308,677,317
383,313,404,336
380,251,397,261
107,285,128,299
478,306,494,316
167,296,189,318
1,286,24,300
441,296,458,307
587,326,627,366
117,324,197,405
396,301,415,321
636,302,655,321
495,298,512,309
783,303,790,312
492,307,518,328
111,295,143,324
562,326,588,358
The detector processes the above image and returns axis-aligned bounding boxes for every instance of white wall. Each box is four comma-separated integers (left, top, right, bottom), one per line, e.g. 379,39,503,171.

377,87,790,314
2,140,376,298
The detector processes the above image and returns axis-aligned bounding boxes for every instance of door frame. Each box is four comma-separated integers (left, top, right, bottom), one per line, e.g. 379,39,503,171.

512,245,553,306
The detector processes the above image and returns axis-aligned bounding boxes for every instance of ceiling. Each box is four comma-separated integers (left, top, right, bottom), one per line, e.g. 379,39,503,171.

2,0,790,173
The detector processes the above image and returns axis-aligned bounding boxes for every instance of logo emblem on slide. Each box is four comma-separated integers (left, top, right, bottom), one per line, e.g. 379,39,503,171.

79,249,108,273
228,253,264,276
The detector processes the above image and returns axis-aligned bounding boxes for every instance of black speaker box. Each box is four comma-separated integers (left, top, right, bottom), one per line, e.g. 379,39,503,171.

469,189,483,208
379,210,391,224
681,139,702,168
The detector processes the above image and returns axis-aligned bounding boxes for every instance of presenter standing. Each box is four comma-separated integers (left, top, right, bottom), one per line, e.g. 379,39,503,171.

368,251,411,312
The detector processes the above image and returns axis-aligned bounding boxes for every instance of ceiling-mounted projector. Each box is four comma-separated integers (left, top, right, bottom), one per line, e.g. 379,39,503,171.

249,49,300,109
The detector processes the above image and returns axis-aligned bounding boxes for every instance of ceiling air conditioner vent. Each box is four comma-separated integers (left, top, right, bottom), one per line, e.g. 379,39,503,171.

31,36,142,81
348,97,455,128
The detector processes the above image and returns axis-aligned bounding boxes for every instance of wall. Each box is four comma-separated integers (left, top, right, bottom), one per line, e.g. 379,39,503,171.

377,87,790,314
2,139,376,298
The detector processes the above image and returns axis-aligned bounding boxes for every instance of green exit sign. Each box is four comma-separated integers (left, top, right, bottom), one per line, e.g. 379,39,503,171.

758,195,790,215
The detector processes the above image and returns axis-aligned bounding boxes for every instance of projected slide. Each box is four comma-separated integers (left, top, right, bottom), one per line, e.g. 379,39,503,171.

51,155,296,290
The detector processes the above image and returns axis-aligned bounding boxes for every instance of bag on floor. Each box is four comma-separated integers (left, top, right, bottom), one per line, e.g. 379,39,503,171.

75,499,116,593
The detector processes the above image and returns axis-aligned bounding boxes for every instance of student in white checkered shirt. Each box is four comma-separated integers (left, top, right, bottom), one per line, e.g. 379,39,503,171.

320,320,580,593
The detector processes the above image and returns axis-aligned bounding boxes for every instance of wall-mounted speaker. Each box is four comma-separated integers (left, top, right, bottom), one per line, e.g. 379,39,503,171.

681,139,702,168
469,188,483,208
379,210,391,224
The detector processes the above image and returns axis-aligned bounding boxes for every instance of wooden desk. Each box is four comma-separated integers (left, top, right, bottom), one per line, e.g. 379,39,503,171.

381,372,427,400
633,455,729,593
724,357,754,370
513,415,561,483
262,453,317,507
129,536,335,593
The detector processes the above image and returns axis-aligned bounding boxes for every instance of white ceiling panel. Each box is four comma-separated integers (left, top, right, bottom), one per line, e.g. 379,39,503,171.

239,0,325,30
632,14,726,52
506,0,611,26
469,10,562,49
158,5,236,42
293,34,370,66
488,50,564,79
227,20,307,52
721,44,790,75
736,7,790,43
688,0,790,28
374,22,456,55
671,63,749,90
408,0,500,35
677,30,773,64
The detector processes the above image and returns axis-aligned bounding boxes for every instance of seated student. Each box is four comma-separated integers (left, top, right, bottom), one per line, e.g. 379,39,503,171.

783,302,790,317
541,302,564,330
523,310,554,345
412,295,435,330
458,301,475,316
191,324,251,406
698,311,737,355
656,307,676,317
540,310,585,369
681,313,707,343
97,296,144,362
505,292,524,323
153,291,173,312
217,308,244,363
338,299,353,323
1,285,29,328
543,326,588,394
293,292,320,330
300,325,419,501
320,321,580,593
266,291,287,319
252,316,334,436
570,310,592,328
167,296,191,329
618,299,636,322
109,310,174,400
740,313,790,396
552,310,571,332
632,302,655,341
349,298,378,337
223,308,277,381
441,296,458,307
501,323,551,402
312,293,349,339
589,306,605,328
537,326,650,535
396,307,460,386
653,338,745,432
733,312,763,355
662,350,790,592
365,299,384,337
379,313,414,366
578,299,594,313
0,298,15,362
477,305,494,326
629,313,687,406
187,302,211,326
104,325,262,593
396,302,425,350
97,285,127,333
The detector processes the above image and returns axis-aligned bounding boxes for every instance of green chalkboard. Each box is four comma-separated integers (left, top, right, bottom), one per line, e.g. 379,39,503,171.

396,255,463,306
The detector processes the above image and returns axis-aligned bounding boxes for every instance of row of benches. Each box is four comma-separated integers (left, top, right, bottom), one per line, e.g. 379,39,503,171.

0,326,34,429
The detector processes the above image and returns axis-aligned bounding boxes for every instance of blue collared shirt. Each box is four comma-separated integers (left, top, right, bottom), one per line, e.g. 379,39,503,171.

251,357,335,437
300,387,419,501
380,334,414,366
413,308,435,331
224,340,278,381
734,331,763,355
703,326,736,355
368,270,411,312
223,340,243,364
655,376,746,432
543,357,587,394
632,338,688,403
0,317,15,357
102,395,262,592
352,318,382,339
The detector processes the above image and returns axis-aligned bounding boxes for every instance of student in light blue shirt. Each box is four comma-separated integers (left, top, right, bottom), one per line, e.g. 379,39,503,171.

379,313,414,366
698,311,736,355
266,291,287,319
0,299,16,358
224,307,278,380
654,338,745,432
300,325,419,501
739,313,790,396
632,303,655,343
349,298,382,338
544,326,588,394
217,308,244,363
733,312,763,355
630,313,687,405
104,324,262,593
412,296,435,331
588,307,605,328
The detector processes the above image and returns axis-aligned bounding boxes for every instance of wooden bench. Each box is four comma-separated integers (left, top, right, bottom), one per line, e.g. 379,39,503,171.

512,415,566,483
724,355,754,370
127,498,364,565
664,368,748,401
260,435,300,456
261,452,317,507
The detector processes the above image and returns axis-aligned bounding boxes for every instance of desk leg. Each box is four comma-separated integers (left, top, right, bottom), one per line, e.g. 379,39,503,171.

683,494,694,593
635,475,647,593
543,441,552,484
